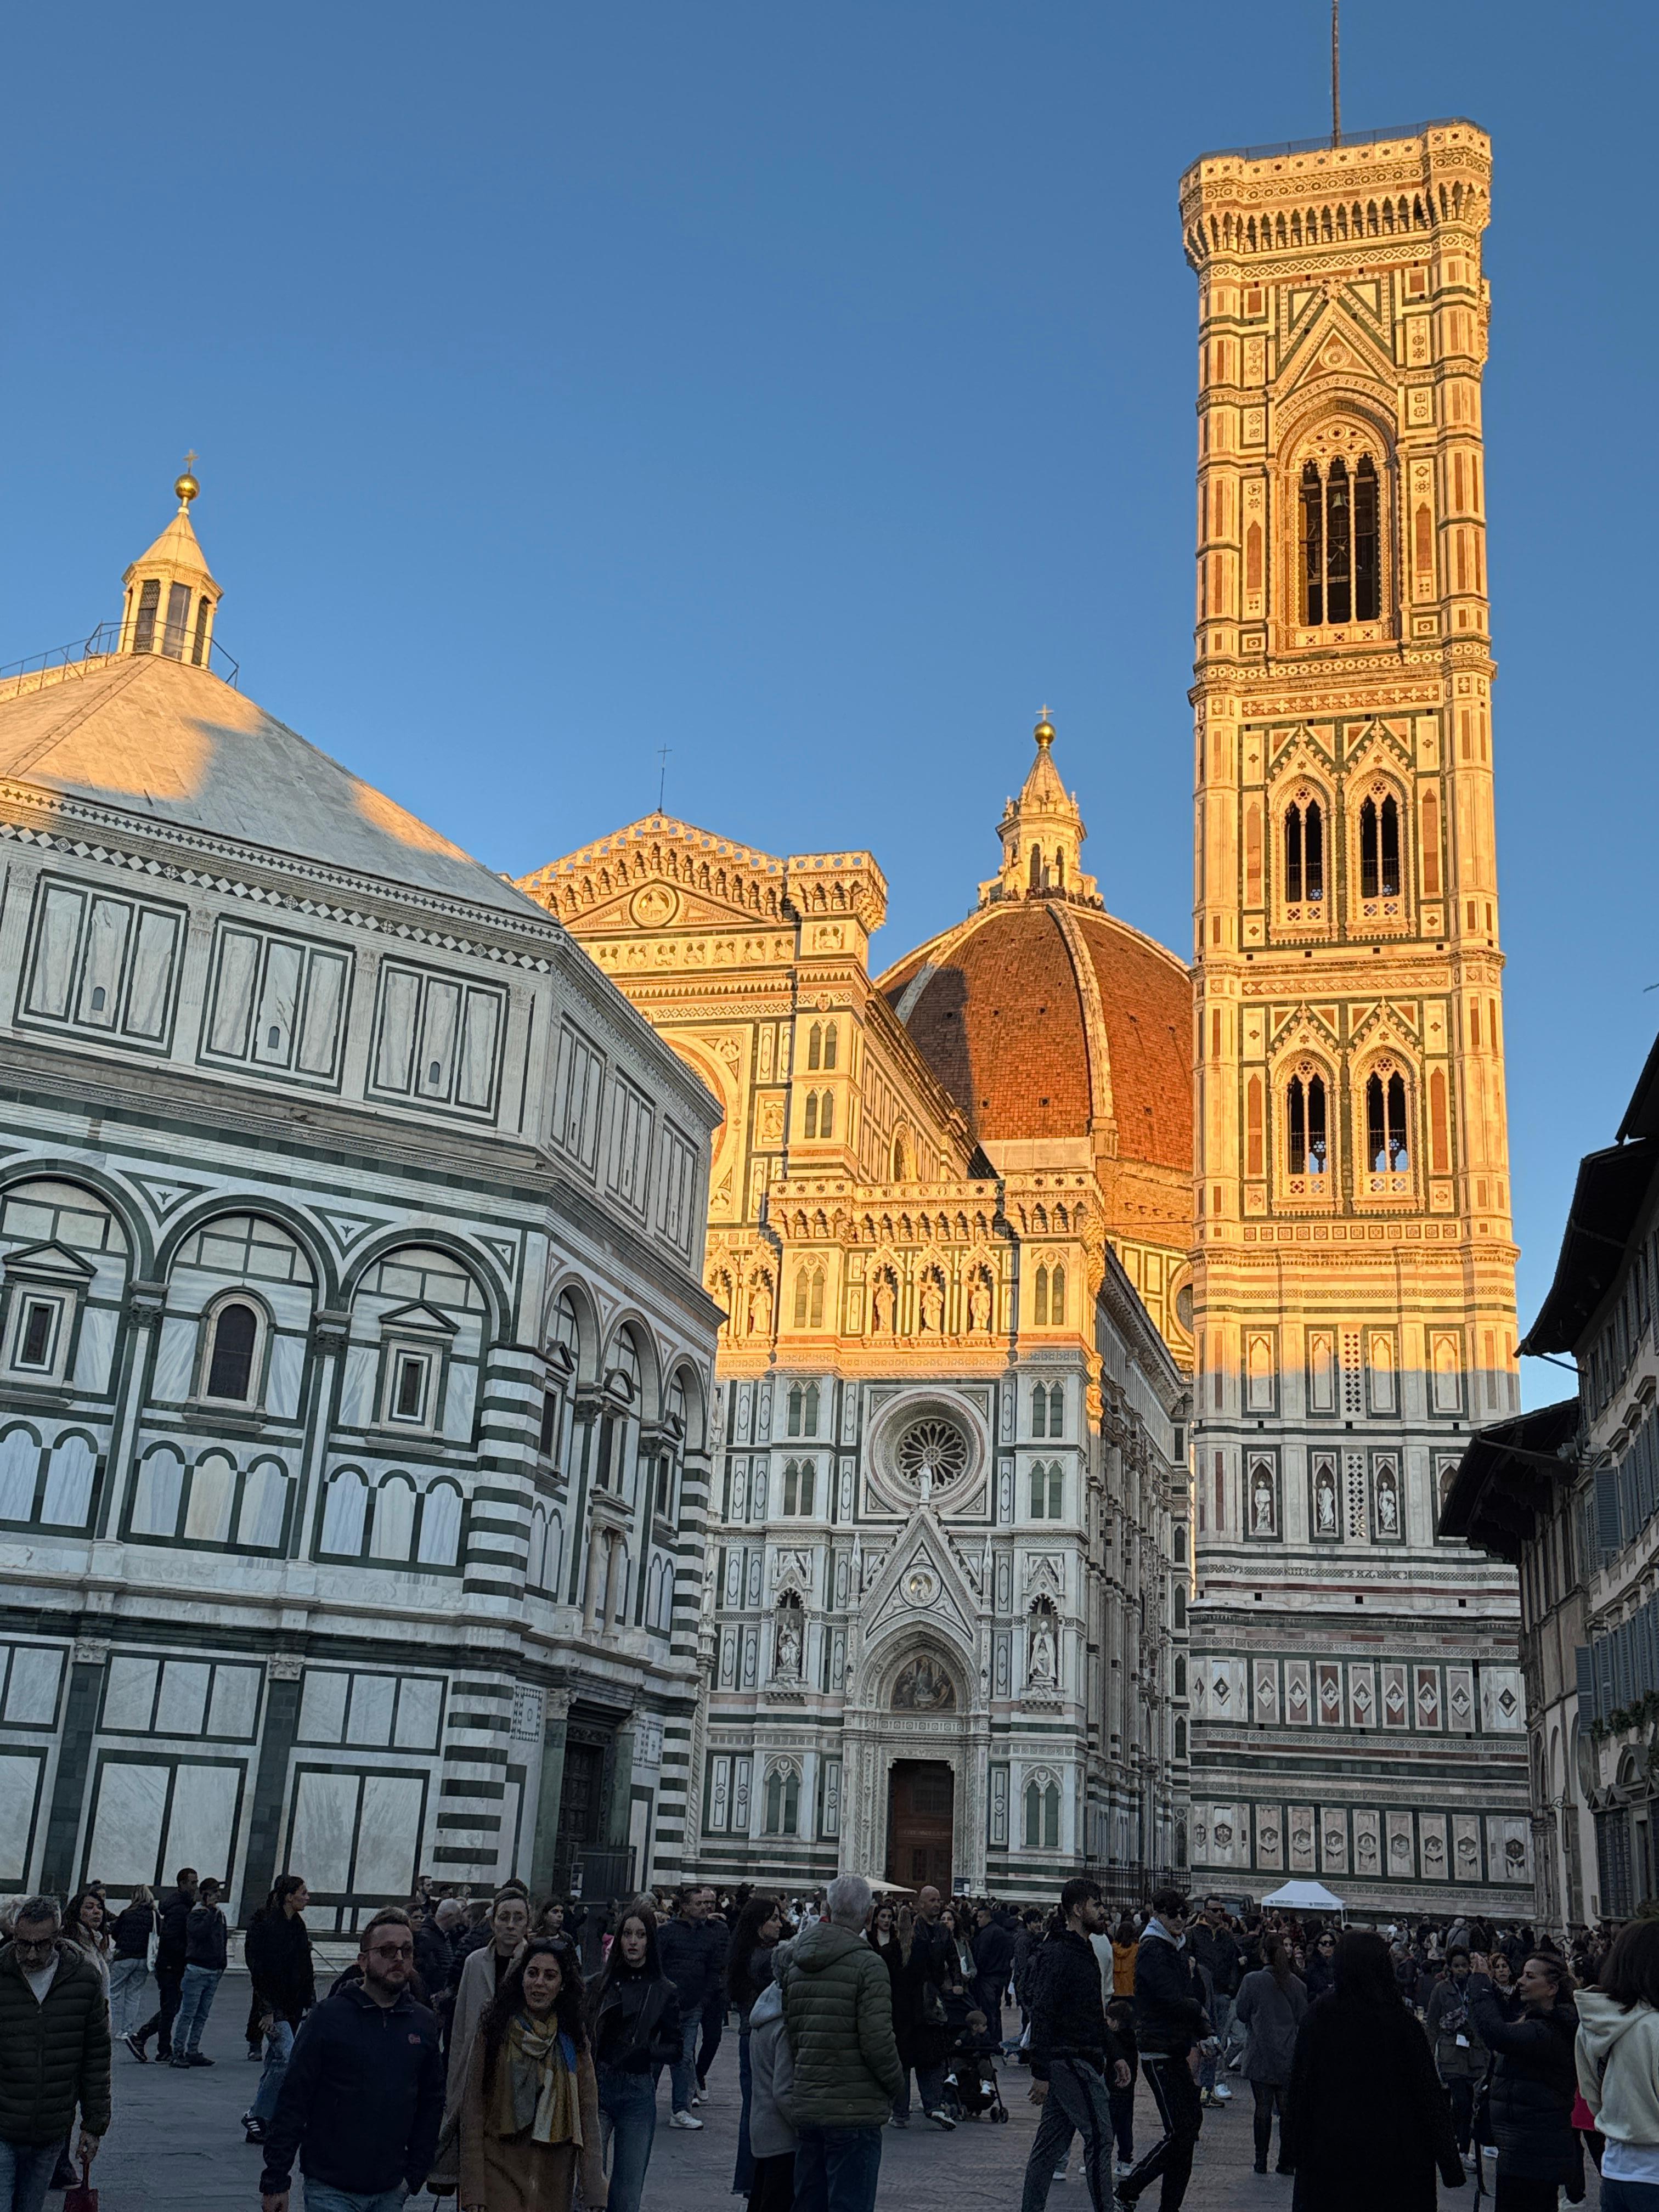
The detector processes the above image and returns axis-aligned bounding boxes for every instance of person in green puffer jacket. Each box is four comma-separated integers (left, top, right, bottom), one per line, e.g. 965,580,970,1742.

0,1895,112,2199
779,1873,903,2212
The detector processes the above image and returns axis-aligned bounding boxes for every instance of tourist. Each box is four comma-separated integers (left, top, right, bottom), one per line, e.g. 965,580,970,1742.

726,1891,783,2194
586,1901,681,2212
414,1896,461,2003
1282,1930,1466,2209
1104,1995,1138,2174
1232,1931,1306,2175
457,1937,603,2211
1013,1908,1048,2052
1109,1916,1139,2005
746,1939,798,2212
129,1866,196,2063
1116,1886,1210,2211
430,1888,533,2191
1576,1915,1659,2209
657,1883,728,2129
172,1876,228,2068
1188,1895,1242,2106
1426,1947,1488,2168
242,1876,315,2148
258,1909,444,2212
1018,1876,1132,2212
973,1900,1017,2034
1467,1949,1582,2209
0,1896,110,2212
1303,1929,1337,2001
107,1885,154,2046
778,1871,902,2212
889,1885,956,2126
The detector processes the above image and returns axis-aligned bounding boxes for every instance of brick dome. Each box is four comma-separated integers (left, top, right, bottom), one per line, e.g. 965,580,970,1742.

879,897,1193,1173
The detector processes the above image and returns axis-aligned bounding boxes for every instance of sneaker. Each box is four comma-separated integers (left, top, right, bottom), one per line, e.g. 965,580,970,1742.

1116,2161,1134,2177
123,2032,148,2064
890,2114,909,2127
244,2122,266,2146
697,2075,710,2097
247,2045,263,2061
926,2108,956,2130
186,2052,215,2068
669,2109,704,2130
1054,2162,1070,2180
169,2058,190,2069
1212,2082,1232,2101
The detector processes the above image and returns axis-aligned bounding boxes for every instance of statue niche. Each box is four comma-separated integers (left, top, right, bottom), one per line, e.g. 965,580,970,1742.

891,1654,956,1712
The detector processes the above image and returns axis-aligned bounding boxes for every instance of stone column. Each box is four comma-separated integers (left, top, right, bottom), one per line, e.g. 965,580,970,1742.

41,1635,108,1898
238,1652,304,1922
582,1527,606,1633
529,1688,573,1899
610,1532,630,1630
94,1280,166,1539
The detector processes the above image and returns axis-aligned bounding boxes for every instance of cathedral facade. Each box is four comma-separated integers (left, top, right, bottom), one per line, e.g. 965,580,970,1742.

0,488,721,1926
520,734,1193,1901
1181,121,1532,1912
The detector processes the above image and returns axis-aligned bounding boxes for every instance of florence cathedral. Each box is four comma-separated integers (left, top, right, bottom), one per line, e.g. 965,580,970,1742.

0,114,1536,1922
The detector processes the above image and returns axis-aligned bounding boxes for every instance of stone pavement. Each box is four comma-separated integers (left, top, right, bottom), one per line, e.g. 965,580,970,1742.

91,1974,1598,2211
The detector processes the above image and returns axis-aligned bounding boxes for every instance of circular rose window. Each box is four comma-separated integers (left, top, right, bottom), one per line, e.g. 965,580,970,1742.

896,1417,969,1490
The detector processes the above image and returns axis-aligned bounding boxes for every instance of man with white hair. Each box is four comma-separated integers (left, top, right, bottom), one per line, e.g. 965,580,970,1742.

778,1872,903,2212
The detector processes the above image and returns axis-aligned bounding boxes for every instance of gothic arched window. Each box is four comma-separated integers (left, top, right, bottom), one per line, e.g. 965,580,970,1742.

1047,1383,1064,1437
1031,1383,1048,1439
818,1090,834,1141
1286,1073,1328,1178
1300,451,1381,625
1367,1071,1410,1172
1359,795,1401,899
807,1022,822,1071
204,1301,258,1402
1048,1266,1066,1325
822,1022,838,1071
1284,799,1325,904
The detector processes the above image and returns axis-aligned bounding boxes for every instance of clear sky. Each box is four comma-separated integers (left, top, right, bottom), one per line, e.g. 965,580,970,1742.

2,2,1652,1380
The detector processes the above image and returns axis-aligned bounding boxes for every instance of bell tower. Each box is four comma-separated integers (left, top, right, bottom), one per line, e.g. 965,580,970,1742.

1180,123,1532,1911
119,460,221,666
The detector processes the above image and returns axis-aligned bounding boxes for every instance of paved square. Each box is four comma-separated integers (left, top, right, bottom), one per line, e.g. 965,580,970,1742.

89,1976,1596,2211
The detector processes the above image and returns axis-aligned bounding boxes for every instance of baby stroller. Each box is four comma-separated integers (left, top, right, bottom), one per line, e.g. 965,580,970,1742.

942,2010,1010,2123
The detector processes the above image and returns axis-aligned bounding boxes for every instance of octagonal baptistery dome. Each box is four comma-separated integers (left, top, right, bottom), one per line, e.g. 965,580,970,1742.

878,716,1195,1357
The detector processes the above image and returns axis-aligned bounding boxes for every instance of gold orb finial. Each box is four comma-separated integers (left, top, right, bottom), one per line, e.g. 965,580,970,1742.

1034,705,1056,747
174,450,200,509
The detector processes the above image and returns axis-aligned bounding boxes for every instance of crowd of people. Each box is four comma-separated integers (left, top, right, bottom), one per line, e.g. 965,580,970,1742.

9,1865,1659,2210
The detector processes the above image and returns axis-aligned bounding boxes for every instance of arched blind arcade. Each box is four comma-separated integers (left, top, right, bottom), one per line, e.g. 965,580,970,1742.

1300,453,1380,626
1286,1073,1328,1179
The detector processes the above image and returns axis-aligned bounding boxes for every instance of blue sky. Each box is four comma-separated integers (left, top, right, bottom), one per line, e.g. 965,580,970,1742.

2,2,1652,1373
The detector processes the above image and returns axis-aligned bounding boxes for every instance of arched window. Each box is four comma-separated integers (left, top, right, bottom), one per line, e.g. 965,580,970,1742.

1047,1384,1064,1437
764,1764,800,1835
1048,1266,1066,1325
1366,1071,1410,1171
1029,1462,1046,1517
1284,799,1325,903
1286,1073,1328,1177
1173,1524,1188,1566
1029,844,1042,891
1359,794,1401,899
1046,1464,1063,1518
1023,1779,1060,1849
818,1091,834,1140
1175,1716,1189,1760
1031,1383,1048,1440
552,1289,582,1368
891,1133,910,1181
807,1022,822,1070
1175,1654,1188,1697
1300,452,1381,624
822,1023,838,1071
793,1271,810,1329
205,1301,258,1402
804,1092,819,1139
1034,1266,1048,1327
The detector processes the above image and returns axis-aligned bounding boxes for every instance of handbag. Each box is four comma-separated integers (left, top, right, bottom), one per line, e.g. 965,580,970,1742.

63,2158,98,2212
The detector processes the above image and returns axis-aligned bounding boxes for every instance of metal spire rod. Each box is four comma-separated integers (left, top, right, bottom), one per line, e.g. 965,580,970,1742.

1331,0,1341,148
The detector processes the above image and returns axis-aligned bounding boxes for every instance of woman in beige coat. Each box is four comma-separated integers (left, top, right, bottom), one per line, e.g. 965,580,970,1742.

430,1888,532,2193
460,1938,606,2211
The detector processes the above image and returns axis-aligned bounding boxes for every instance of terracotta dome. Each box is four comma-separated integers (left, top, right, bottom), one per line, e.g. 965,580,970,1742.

876,715,1193,1214
879,898,1193,1171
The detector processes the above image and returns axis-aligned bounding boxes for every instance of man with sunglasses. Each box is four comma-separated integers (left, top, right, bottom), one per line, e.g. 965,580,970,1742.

260,1907,444,2212
0,1895,110,2212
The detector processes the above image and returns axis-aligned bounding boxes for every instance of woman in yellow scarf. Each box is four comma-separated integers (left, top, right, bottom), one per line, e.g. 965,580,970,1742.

460,1937,607,2210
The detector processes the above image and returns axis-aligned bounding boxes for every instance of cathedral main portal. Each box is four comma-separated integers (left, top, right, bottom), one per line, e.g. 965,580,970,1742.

887,1759,955,1891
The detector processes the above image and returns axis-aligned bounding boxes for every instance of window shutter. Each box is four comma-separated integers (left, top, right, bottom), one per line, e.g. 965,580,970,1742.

1575,1644,1594,1710
1595,1463,1622,1554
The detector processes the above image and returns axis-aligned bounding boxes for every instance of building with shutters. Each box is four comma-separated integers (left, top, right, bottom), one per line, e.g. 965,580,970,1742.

518,721,1194,1901
0,477,721,1928
1446,1034,1659,1926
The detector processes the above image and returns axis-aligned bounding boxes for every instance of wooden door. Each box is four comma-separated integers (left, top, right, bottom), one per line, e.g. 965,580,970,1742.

885,1759,953,1891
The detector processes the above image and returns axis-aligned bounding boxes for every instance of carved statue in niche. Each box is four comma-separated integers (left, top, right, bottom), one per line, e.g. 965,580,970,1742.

774,1596,803,1684
1314,1460,1338,1535
1375,1463,1400,1537
891,1654,955,1711
1028,1603,1057,1690
748,1277,773,1337
870,1276,894,1335
968,1277,992,1334
1251,1464,1276,1535
919,1277,945,1335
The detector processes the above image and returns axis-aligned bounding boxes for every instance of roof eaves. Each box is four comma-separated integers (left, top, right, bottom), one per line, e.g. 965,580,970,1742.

1520,1138,1659,1357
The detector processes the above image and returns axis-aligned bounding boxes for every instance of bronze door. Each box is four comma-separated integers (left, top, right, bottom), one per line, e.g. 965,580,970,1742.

885,1759,953,1891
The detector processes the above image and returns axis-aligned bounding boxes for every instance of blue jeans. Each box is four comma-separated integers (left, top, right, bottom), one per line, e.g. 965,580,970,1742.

596,2063,657,2212
1603,2183,1659,2210
302,2187,408,2212
250,2016,295,2122
0,2138,60,2212
793,2124,882,2212
1199,1991,1233,2092
657,2011,699,2114
892,2062,945,2120
174,1963,223,2056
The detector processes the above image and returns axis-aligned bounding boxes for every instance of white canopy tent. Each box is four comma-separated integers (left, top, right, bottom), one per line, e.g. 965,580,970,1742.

1259,1879,1346,1915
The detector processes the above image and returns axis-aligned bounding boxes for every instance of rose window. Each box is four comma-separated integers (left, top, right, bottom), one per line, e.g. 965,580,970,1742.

896,1417,969,1489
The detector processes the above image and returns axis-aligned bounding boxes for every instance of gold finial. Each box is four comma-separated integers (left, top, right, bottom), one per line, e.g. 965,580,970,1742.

174,451,200,509
1034,706,1056,747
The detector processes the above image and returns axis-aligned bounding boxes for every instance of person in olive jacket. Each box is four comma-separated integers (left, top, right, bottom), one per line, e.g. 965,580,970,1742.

778,1873,902,2212
0,1896,111,2203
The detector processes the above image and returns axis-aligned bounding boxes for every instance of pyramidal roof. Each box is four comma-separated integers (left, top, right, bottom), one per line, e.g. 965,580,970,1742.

0,652,537,917
125,504,217,590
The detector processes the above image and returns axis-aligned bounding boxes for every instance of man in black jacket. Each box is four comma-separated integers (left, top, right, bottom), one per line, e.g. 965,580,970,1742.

172,1878,229,2067
1187,1895,1244,2106
1018,1878,1132,2212
260,1910,444,2212
129,1867,196,2063
972,1903,1017,2039
1119,1887,1211,2212
656,1884,728,2125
